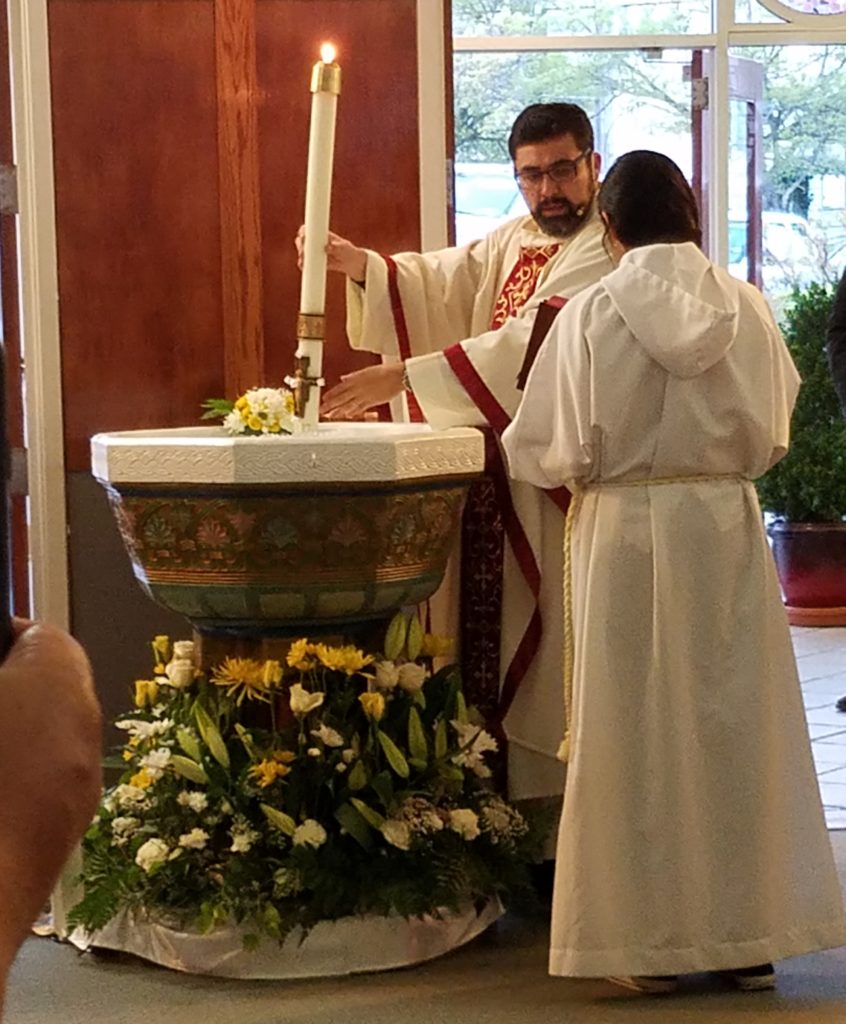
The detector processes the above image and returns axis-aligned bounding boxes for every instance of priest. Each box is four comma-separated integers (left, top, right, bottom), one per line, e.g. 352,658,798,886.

301,103,613,801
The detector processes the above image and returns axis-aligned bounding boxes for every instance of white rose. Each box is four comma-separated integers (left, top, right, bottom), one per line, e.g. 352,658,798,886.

178,828,210,850
310,723,344,748
135,837,170,873
172,640,195,661
380,820,412,851
397,662,428,693
289,682,325,716
373,661,400,691
293,819,328,848
165,659,194,689
448,808,480,841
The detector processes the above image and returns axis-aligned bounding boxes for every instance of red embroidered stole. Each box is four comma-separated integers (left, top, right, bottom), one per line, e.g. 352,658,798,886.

489,245,561,329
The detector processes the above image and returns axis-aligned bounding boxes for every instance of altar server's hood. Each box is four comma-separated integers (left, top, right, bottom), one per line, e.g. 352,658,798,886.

602,241,740,378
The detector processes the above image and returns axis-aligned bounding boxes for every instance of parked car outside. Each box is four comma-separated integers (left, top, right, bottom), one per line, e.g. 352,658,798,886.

454,163,526,245
728,211,824,299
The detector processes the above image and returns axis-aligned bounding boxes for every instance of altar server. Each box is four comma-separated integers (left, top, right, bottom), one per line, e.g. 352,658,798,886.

502,149,846,993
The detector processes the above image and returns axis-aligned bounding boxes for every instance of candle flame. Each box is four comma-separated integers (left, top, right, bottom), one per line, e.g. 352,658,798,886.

320,42,336,64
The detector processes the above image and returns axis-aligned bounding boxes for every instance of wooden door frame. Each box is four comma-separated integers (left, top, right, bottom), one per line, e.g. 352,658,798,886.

417,0,450,251
6,0,69,628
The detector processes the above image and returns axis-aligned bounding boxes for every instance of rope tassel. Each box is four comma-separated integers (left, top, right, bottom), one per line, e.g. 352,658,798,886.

558,489,581,763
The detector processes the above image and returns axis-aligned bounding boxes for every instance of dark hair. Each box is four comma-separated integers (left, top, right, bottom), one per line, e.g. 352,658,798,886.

507,103,594,160
598,150,702,248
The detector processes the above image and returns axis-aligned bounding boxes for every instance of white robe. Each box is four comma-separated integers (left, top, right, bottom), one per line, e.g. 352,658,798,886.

502,242,846,975
346,213,613,799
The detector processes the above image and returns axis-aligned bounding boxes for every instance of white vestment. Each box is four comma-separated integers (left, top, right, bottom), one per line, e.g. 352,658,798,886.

502,242,846,974
346,213,613,799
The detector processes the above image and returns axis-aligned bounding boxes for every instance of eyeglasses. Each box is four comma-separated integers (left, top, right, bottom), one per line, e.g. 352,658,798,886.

514,150,592,190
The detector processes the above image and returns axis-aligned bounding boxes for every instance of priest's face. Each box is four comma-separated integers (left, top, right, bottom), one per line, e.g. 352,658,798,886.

513,133,600,238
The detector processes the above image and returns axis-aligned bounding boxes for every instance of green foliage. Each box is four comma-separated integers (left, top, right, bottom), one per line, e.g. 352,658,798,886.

756,283,846,522
68,627,547,946
200,398,234,421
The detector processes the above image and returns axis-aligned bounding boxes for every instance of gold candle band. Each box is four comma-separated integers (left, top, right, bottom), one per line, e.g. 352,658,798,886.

297,313,326,340
310,62,342,95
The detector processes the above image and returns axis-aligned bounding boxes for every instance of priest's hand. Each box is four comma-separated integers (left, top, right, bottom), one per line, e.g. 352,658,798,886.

321,363,406,420
0,620,101,1004
295,226,367,283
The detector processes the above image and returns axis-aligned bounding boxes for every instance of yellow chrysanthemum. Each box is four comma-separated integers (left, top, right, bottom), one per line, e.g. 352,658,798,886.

129,768,156,789
359,691,385,722
250,759,292,788
314,643,375,676
286,638,317,671
122,749,134,762
211,656,281,704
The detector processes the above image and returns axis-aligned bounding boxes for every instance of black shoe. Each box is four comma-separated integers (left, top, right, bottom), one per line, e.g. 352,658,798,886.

836,695,846,713
715,963,775,991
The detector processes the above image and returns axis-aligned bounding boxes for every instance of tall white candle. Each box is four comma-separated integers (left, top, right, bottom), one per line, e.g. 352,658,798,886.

296,43,341,430
300,43,340,315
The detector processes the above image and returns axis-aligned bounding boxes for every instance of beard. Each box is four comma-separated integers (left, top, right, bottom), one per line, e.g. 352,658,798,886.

531,194,593,238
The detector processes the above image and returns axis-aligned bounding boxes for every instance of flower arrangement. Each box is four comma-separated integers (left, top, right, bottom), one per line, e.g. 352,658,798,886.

201,386,296,436
69,614,546,947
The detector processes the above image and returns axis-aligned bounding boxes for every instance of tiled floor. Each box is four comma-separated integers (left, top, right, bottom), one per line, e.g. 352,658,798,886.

796,626,846,828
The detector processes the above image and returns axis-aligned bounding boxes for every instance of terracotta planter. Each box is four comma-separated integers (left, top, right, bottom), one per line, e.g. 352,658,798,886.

768,520,846,626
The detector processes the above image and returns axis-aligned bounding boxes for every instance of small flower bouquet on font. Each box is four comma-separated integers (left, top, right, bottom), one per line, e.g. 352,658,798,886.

201,386,296,436
69,613,546,948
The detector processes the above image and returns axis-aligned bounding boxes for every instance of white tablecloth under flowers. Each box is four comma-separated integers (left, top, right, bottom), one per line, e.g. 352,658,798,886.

69,899,503,979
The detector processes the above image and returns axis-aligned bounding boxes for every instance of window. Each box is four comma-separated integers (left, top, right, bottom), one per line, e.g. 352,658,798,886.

452,0,846,305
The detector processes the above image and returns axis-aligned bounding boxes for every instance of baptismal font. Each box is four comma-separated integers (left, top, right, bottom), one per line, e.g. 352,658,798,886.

75,44,504,980
92,42,483,667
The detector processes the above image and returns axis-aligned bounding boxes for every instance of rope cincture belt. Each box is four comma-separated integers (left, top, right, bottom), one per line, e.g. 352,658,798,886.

557,473,745,763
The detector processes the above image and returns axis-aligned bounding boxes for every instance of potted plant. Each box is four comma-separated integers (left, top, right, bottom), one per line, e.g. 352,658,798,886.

756,281,846,625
